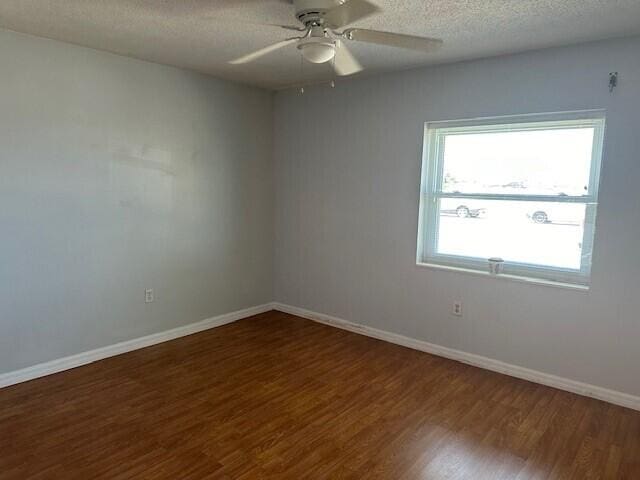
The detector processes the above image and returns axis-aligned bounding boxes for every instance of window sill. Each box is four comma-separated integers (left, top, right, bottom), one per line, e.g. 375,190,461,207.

415,262,590,292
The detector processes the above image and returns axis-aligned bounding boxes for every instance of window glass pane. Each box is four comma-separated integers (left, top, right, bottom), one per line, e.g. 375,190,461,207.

436,199,590,270
441,127,595,196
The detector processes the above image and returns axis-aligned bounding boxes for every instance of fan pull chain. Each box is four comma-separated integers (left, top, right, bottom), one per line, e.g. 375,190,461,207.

330,55,336,89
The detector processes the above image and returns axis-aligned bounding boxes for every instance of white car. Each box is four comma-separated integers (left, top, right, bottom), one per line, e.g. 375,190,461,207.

440,199,487,218
527,204,583,225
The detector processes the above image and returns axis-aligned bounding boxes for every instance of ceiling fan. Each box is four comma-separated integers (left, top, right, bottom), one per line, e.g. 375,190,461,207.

229,0,443,77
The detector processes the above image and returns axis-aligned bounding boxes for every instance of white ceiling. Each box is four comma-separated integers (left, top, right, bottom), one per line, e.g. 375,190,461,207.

1,0,639,90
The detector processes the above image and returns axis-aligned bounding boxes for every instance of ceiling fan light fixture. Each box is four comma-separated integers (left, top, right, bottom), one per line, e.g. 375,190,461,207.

298,38,336,64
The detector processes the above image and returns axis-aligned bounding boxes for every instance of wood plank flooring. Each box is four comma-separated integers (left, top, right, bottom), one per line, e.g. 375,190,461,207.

0,310,638,479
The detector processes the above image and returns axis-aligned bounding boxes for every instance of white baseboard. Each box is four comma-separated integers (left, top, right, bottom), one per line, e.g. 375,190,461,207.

5,302,638,412
273,302,640,412
0,303,275,389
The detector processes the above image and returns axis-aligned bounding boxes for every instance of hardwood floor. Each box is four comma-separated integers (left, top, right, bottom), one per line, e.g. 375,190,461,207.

1,311,638,479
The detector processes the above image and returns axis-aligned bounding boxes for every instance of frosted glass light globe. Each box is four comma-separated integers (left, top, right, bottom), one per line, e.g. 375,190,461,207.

300,41,336,64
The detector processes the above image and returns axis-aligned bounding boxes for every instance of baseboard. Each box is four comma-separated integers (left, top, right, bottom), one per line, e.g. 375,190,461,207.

273,302,640,412
0,303,275,389
6,302,638,412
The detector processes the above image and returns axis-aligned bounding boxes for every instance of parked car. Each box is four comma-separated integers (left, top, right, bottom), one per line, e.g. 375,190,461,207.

441,204,487,218
528,210,549,224
526,204,583,225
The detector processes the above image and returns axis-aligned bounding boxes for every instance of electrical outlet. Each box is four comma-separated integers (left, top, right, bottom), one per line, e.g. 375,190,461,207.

452,301,463,317
145,288,154,303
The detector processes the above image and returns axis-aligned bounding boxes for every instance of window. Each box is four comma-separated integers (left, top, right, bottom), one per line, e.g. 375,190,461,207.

417,111,605,286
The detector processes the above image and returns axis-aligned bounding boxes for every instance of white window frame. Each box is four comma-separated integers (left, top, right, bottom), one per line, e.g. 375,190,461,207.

416,111,606,287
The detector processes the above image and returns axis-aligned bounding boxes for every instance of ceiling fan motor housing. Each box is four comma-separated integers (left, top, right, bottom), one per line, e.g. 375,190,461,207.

293,0,344,26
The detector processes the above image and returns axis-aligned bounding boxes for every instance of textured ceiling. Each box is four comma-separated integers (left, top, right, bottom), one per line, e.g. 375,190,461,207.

1,0,639,90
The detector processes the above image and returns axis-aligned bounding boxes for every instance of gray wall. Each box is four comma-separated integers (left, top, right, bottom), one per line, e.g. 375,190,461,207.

274,36,640,397
0,30,274,374
2,26,639,400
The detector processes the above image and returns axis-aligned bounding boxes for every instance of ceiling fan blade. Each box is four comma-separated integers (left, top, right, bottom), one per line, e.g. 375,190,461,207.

275,25,307,31
333,41,363,76
229,38,299,64
323,0,381,29
225,21,305,31
343,28,443,52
